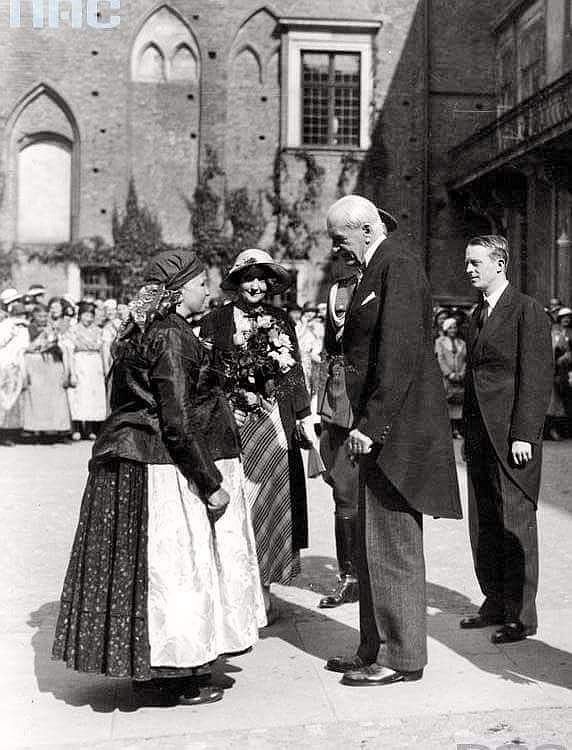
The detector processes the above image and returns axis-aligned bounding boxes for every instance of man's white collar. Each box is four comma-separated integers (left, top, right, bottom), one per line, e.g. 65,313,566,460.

363,235,386,267
483,279,509,311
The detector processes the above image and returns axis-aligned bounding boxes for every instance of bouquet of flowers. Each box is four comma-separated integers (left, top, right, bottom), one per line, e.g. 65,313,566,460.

225,312,297,414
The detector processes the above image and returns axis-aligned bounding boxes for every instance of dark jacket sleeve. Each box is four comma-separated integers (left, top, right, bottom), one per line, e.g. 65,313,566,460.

510,299,553,444
148,326,222,497
357,258,424,441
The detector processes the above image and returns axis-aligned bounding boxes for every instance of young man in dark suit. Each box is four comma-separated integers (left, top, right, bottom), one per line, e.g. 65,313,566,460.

324,194,462,686
461,235,552,644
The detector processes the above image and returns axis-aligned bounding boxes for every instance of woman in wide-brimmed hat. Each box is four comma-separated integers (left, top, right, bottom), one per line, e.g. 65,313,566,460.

200,249,313,622
434,316,466,438
52,249,265,706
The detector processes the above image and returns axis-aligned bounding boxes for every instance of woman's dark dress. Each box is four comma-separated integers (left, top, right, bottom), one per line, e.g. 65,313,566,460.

52,312,261,680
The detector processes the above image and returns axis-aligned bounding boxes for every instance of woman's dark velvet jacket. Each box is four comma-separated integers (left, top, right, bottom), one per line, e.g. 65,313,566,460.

91,312,240,498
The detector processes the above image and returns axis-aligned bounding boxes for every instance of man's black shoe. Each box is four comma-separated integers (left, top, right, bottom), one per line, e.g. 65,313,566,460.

177,686,224,705
325,654,372,673
491,622,529,644
341,664,424,686
318,576,359,608
459,614,504,629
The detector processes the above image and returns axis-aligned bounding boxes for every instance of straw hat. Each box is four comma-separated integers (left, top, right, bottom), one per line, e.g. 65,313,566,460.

0,288,22,306
221,249,292,294
28,284,46,297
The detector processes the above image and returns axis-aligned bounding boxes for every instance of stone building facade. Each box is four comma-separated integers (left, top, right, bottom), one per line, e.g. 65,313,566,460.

448,0,572,307
1,0,566,307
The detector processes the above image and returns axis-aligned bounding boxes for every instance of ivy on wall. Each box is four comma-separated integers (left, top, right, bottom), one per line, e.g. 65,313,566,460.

0,146,361,292
188,147,266,270
270,149,325,261
0,246,19,286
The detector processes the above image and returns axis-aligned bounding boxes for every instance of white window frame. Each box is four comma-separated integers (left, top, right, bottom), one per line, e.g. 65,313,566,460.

282,27,376,150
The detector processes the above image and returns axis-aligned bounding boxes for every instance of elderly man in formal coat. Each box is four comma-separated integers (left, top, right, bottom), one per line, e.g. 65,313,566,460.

325,194,462,686
460,235,552,644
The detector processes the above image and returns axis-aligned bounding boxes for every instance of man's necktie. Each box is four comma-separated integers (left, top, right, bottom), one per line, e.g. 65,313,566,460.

477,299,489,333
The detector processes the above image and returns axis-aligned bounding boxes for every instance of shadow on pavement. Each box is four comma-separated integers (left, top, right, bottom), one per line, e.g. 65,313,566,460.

261,571,572,691
28,601,242,712
426,582,572,690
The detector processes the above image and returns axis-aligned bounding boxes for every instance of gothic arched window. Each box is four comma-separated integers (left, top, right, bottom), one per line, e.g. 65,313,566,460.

132,5,200,83
17,139,72,244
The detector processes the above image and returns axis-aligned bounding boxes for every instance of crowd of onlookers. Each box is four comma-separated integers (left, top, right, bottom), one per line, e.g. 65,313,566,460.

433,297,572,440
0,285,130,444
1,283,570,445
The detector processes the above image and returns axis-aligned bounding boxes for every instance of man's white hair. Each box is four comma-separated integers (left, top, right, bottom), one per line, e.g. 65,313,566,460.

327,195,384,232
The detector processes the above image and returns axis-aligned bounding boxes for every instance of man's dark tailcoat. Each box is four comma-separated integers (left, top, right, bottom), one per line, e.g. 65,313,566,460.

464,284,552,630
341,238,461,672
342,240,462,519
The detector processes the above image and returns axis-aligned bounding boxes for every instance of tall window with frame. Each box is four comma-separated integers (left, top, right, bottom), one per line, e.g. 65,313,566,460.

498,40,516,113
301,51,361,148
518,19,545,101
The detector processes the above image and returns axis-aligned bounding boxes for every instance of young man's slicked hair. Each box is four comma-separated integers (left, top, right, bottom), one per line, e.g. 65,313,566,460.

468,235,509,267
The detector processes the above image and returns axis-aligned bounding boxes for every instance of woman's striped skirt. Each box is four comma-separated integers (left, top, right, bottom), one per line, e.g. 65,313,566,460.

240,403,301,586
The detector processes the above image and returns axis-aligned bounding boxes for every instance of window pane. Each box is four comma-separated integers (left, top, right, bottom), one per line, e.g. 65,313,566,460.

333,53,360,79
334,87,360,146
302,51,330,145
17,141,71,243
301,51,361,147
333,53,361,146
302,52,329,79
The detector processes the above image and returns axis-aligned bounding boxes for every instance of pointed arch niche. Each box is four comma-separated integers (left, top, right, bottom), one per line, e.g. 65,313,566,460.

137,43,165,83
4,85,79,247
226,8,280,192
131,5,200,83
128,6,201,244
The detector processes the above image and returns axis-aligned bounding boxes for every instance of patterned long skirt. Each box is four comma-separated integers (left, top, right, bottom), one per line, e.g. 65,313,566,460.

240,403,301,586
52,458,265,680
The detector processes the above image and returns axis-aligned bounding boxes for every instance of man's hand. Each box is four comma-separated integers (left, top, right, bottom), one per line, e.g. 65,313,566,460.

205,487,230,520
511,440,532,466
346,428,373,459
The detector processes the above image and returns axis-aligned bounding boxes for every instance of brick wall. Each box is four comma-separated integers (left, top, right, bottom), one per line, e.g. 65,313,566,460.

0,0,507,301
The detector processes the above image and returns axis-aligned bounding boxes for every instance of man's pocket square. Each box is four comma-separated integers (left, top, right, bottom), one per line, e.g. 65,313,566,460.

360,292,377,307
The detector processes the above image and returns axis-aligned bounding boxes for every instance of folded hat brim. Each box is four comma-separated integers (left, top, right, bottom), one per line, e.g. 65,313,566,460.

377,207,398,233
221,262,293,294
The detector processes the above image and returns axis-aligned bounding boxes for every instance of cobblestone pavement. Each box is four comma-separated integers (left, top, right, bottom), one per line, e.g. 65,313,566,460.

1,440,571,749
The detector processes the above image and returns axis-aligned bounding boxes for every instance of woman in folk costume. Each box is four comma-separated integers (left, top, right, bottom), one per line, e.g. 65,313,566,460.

435,316,467,438
65,301,107,440
200,249,313,622
21,304,72,439
0,301,30,439
52,249,265,706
